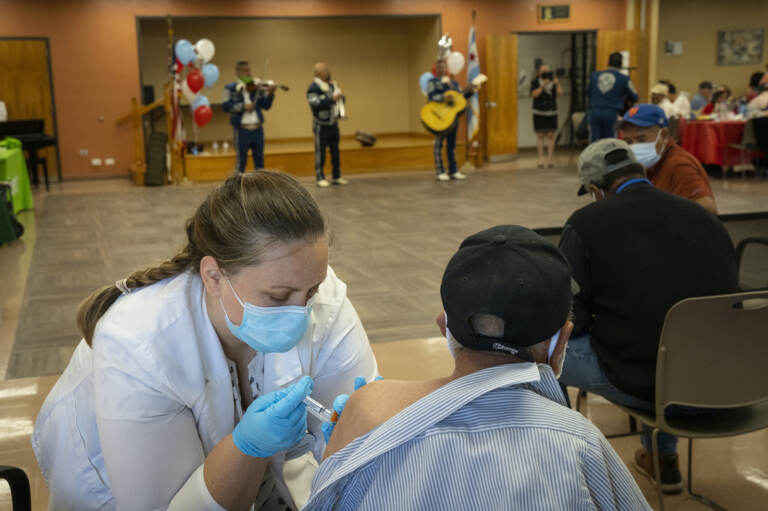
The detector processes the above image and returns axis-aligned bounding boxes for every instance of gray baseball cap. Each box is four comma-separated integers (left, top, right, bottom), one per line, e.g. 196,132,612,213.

576,138,643,196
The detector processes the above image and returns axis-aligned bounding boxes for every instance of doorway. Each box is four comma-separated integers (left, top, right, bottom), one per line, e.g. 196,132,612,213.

0,38,60,180
516,31,596,150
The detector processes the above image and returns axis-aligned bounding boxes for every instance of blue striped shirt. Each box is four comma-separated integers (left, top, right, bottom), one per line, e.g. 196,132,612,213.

303,363,650,510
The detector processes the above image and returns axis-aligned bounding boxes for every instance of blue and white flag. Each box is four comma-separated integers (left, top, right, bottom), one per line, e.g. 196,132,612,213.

467,23,480,141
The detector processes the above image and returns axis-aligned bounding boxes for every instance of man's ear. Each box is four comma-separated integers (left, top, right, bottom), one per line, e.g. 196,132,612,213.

200,256,225,298
657,127,670,152
436,311,447,337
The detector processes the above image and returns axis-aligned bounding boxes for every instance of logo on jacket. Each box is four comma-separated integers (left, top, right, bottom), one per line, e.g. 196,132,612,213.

598,72,617,94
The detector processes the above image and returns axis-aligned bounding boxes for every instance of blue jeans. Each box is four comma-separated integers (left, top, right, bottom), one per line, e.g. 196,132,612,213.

559,334,679,455
234,126,264,172
589,108,619,142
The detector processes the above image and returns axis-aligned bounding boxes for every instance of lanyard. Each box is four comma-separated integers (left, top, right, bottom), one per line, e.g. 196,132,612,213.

616,177,653,194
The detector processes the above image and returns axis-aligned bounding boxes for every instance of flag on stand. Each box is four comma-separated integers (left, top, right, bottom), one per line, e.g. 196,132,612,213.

467,19,480,142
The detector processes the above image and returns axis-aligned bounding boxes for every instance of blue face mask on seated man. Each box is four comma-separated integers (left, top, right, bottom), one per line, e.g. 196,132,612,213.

631,130,665,169
221,278,314,353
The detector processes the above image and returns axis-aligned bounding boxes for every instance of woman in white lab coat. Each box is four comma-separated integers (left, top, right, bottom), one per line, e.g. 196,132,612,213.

32,171,378,511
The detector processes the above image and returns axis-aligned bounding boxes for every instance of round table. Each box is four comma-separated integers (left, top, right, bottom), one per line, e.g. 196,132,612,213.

0,145,34,214
680,120,761,167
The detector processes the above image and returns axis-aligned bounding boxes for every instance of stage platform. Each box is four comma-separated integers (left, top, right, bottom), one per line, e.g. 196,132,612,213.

184,132,466,182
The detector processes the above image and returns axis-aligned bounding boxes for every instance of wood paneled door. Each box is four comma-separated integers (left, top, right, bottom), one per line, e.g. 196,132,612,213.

0,38,59,180
484,33,518,161
596,30,648,103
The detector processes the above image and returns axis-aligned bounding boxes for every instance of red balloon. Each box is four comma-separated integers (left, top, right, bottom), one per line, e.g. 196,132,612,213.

431,63,437,76
175,58,183,73
194,104,213,127
187,70,204,93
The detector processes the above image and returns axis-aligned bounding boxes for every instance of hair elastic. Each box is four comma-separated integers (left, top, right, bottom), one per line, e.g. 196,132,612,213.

115,279,131,295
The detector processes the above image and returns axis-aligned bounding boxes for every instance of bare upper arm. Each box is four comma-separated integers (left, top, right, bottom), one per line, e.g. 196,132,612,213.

323,379,444,460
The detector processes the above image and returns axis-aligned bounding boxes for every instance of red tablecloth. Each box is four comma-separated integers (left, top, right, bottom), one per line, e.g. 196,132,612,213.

680,120,762,167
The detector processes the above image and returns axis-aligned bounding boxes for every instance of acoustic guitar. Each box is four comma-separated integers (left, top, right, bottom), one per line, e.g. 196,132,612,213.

420,74,487,135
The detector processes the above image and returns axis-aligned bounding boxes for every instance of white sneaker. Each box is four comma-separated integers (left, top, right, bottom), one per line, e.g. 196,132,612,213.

437,173,450,181
332,177,349,185
316,179,331,188
451,172,467,180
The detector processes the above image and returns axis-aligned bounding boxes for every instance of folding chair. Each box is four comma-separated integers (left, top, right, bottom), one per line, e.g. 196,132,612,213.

736,237,768,291
0,465,31,511
726,118,762,177
611,290,768,511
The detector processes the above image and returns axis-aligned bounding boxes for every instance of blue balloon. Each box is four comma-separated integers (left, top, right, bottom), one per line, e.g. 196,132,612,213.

419,72,434,95
192,95,210,110
175,39,196,66
202,63,220,88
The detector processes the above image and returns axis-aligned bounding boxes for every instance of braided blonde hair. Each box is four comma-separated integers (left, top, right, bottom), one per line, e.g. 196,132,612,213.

77,171,325,346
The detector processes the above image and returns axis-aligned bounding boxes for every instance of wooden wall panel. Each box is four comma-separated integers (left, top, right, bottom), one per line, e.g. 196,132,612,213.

0,39,58,178
596,30,648,102
485,33,518,159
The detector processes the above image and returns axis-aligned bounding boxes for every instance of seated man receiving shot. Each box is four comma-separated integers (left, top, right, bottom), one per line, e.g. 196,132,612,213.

303,226,650,510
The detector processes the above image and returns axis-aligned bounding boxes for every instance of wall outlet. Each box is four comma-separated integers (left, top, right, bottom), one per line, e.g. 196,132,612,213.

91,158,102,167
105,158,115,166
79,149,88,156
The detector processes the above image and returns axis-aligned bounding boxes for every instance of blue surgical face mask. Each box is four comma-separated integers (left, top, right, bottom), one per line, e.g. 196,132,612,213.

444,313,461,358
547,330,561,363
220,278,313,353
549,329,564,377
631,130,665,169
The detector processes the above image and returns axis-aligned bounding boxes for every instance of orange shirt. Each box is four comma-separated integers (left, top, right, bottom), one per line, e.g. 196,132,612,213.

647,142,714,201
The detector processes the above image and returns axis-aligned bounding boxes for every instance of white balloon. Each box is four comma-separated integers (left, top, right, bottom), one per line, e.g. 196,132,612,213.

447,51,465,75
195,39,215,63
180,80,197,103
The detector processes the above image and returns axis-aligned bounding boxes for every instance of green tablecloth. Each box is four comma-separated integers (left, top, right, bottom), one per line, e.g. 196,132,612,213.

0,146,34,214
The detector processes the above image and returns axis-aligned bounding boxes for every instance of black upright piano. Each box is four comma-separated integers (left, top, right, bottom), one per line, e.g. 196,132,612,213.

0,119,58,190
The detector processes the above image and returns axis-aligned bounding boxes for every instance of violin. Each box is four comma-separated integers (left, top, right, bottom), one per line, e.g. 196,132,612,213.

249,79,289,92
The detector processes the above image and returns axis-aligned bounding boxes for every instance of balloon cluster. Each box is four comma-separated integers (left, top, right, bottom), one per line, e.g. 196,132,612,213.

419,34,466,96
175,38,220,127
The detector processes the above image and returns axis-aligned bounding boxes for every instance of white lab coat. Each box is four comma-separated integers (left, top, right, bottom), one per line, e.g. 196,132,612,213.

32,268,378,511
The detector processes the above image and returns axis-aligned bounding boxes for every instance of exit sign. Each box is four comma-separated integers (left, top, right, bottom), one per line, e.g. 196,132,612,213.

538,4,571,23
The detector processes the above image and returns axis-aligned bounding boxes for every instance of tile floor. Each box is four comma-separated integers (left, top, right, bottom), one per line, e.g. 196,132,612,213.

1,152,767,509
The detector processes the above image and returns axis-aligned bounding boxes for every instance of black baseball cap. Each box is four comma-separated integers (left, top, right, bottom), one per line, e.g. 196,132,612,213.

440,225,574,360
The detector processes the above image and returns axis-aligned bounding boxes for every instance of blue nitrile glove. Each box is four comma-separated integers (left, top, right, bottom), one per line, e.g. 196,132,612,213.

233,375,313,457
321,376,383,443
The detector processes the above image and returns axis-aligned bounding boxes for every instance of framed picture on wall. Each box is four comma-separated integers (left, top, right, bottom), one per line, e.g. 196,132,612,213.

717,29,764,66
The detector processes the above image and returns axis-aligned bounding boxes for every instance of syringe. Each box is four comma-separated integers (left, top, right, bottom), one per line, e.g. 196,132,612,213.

303,395,338,423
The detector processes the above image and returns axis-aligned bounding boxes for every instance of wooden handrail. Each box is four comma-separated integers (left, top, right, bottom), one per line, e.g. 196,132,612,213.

114,98,165,125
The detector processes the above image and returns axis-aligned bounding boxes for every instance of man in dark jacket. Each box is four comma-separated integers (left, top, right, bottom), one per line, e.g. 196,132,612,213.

427,59,475,181
307,62,347,188
222,60,276,173
588,53,638,141
558,138,737,494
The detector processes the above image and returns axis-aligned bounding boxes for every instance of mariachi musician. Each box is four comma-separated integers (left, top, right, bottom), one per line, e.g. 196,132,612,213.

426,58,477,181
222,60,278,173
307,62,348,188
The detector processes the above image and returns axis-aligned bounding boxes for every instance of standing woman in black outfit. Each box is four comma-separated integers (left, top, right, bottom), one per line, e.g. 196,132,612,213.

531,64,563,167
